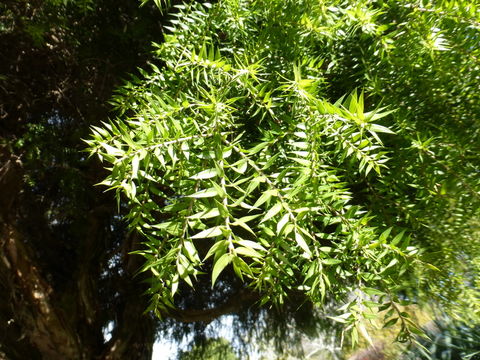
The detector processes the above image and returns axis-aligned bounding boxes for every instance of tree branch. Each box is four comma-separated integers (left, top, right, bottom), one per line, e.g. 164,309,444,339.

167,288,259,323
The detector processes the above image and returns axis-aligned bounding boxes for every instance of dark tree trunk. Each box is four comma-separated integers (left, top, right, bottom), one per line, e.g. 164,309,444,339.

0,1,166,357
0,151,155,359
0,153,78,359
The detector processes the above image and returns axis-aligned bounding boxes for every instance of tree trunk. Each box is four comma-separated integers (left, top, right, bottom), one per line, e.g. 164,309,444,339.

0,152,155,359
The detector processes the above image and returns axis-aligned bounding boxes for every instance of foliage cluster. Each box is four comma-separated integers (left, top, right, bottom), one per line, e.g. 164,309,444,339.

87,0,480,348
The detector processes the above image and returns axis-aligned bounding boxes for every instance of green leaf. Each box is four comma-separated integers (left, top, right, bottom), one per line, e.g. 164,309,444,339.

289,141,309,149
248,141,270,154
379,227,392,243
187,208,221,219
232,158,248,174
362,287,385,296
276,213,290,235
384,258,398,269
132,155,140,178
204,240,228,260
183,241,200,263
236,240,266,251
235,246,262,258
295,231,311,256
191,226,224,239
369,123,395,134
294,131,307,139
101,142,123,156
291,157,311,166
244,176,265,197
391,230,405,246
358,323,373,346
328,312,351,323
152,221,182,235
187,188,218,198
260,203,282,223
232,218,256,236
232,214,262,224
323,258,341,265
210,181,227,198
212,253,232,286
424,262,440,271
383,317,398,328
189,168,218,180
253,189,277,208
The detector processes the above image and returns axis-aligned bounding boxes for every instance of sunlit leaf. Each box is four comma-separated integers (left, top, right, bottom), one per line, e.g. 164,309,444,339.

212,253,232,286
191,226,224,239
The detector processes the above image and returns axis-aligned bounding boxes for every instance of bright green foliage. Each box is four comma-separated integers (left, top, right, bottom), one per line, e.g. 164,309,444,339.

86,0,480,345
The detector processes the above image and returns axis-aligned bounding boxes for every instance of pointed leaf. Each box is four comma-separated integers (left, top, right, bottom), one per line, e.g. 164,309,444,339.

184,241,200,263
191,226,224,239
379,227,392,243
323,258,342,265
101,142,123,156
232,158,248,174
261,203,283,223
383,317,398,328
391,230,405,246
276,213,290,235
190,168,218,180
232,214,262,224
204,240,228,260
187,208,221,219
295,232,311,256
132,155,140,178
212,253,232,286
187,188,218,198
235,246,262,258
253,189,277,208
236,240,266,251
369,124,395,134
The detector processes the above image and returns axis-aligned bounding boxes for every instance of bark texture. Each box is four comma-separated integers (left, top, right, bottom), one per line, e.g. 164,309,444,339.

0,150,156,360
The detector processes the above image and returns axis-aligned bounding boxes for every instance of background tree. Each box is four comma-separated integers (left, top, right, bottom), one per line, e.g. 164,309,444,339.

0,0,164,358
